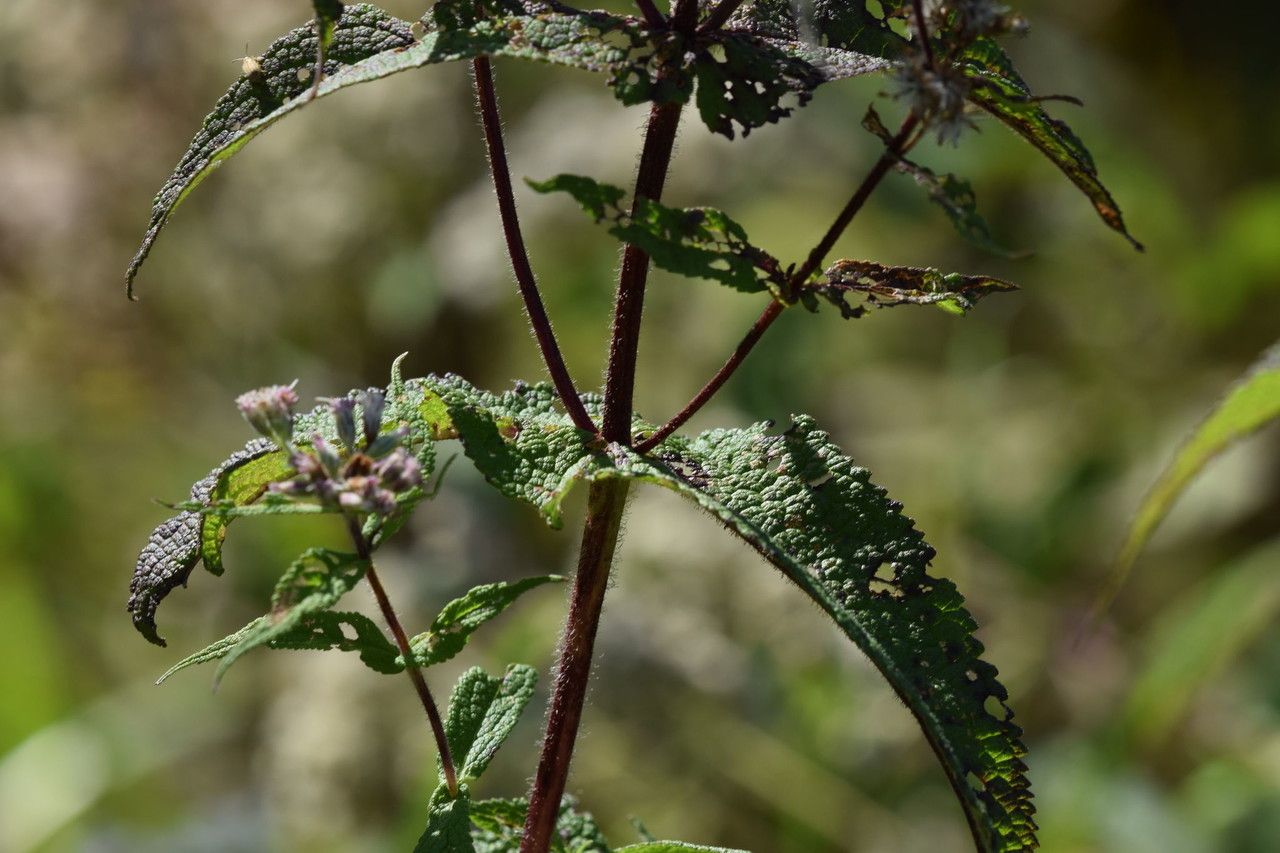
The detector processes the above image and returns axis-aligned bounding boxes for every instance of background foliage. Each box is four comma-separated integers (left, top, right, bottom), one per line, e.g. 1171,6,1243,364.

1,0,1278,850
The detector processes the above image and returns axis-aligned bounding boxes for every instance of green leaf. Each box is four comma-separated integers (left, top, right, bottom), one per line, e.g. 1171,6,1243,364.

407,576,564,668
417,374,603,527
416,783,475,853
131,364,443,645
960,39,1142,250
125,5,416,295
1120,538,1280,749
469,796,610,852
156,548,369,685
1103,341,1280,606
611,840,747,845
130,437,279,645
862,107,1015,256
804,259,1017,319
528,174,786,295
442,664,539,783
627,419,1037,852
269,610,401,672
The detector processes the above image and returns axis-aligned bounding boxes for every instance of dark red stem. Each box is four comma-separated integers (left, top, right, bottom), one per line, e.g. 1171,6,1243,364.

600,98,686,444
517,479,629,852
346,516,458,797
471,56,598,436
638,112,922,453
633,0,665,29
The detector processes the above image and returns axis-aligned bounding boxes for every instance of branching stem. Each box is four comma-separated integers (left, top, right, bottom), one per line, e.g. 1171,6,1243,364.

638,112,922,452
344,515,458,798
471,56,598,436
521,2,699,848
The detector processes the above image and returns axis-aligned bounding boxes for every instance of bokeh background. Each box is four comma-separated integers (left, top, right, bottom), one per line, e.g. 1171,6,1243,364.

2,0,1278,850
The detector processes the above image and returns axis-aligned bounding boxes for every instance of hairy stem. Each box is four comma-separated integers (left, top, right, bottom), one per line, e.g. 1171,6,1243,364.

471,56,598,436
518,479,630,852
345,516,458,797
635,299,783,452
522,4,698,847
600,98,686,444
633,0,665,29
639,113,922,452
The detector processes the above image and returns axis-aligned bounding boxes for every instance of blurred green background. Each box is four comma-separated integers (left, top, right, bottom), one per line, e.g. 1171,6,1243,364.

2,1,1278,850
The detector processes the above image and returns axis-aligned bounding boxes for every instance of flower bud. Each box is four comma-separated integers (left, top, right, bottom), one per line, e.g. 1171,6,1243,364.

235,383,298,446
311,433,342,478
324,397,358,450
358,389,386,446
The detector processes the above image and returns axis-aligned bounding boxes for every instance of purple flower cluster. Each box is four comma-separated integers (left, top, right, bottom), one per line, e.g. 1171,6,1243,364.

236,384,423,517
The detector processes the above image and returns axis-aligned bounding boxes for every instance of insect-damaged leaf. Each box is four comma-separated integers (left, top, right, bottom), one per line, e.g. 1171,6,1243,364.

1102,341,1280,608
406,576,564,668
805,259,1017,318
960,38,1142,250
156,547,370,685
528,174,786,295
133,373,1035,848
130,373,437,646
130,437,279,645
125,2,899,292
626,421,1037,852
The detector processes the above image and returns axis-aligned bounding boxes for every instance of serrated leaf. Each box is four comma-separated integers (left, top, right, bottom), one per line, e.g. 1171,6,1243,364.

156,548,369,684
469,796,610,853
125,3,663,294
125,2,904,291
863,106,1015,256
442,664,539,783
806,259,1016,319
130,369,440,645
625,420,1037,852
126,5,416,294
1103,341,1280,606
418,374,604,527
130,437,277,645
268,609,401,672
416,783,475,853
960,39,1142,250
406,576,564,668
528,174,786,295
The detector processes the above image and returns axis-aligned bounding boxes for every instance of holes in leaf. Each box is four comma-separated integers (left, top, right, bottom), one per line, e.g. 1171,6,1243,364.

869,561,903,598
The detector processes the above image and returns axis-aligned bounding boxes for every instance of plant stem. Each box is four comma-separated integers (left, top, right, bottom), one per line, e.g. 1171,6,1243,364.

638,112,922,452
633,0,665,29
345,516,458,798
600,98,685,444
911,0,936,69
698,0,748,33
471,56,598,436
635,299,783,453
522,4,698,847
518,479,630,852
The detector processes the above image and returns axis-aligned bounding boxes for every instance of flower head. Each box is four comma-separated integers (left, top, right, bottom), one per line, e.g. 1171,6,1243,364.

235,383,298,447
